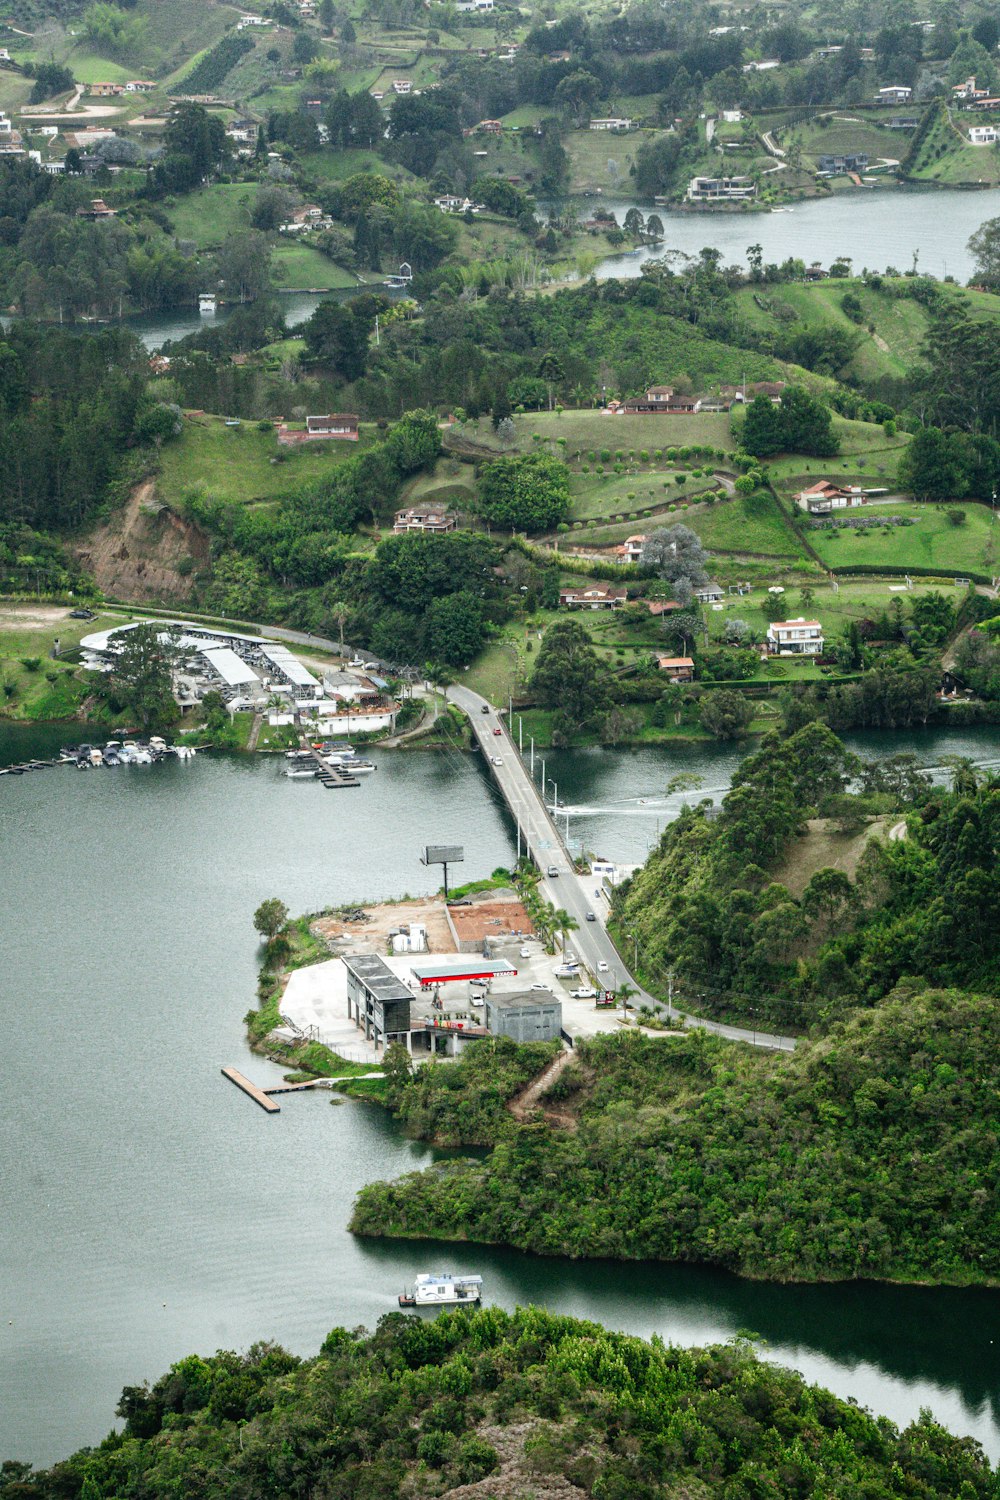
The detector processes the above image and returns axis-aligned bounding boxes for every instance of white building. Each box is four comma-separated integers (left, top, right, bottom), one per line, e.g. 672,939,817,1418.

456,0,494,10
589,117,633,131
687,175,757,201
969,125,998,145
877,85,912,102
766,618,824,656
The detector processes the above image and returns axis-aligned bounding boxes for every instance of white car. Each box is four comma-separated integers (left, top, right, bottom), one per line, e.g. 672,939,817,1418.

519,946,531,958
491,755,503,766
597,960,609,972
529,983,552,993
570,986,596,999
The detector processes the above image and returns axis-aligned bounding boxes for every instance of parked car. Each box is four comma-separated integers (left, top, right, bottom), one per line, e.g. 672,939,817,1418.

570,986,596,999
363,661,380,671
69,608,95,620
597,960,609,972
529,983,552,993
586,911,596,922
519,946,532,958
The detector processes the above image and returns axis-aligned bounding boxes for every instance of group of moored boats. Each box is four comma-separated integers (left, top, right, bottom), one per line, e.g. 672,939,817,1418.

284,743,376,782
60,738,195,769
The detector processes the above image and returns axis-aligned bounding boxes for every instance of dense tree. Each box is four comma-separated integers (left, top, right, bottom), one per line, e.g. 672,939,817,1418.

426,590,485,664
302,299,371,379
531,619,610,729
477,453,571,532
641,524,709,589
742,384,838,458
102,624,179,732
253,897,289,941
699,688,753,739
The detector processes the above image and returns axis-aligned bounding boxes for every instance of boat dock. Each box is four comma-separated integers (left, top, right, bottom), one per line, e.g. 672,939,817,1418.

0,760,59,777
221,1067,281,1112
308,747,360,788
223,1065,381,1111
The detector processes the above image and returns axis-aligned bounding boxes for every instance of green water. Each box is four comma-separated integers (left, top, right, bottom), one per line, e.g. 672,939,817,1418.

2,729,999,1467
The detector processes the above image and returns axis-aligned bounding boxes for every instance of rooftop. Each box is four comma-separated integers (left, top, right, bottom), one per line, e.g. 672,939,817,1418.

342,953,413,1002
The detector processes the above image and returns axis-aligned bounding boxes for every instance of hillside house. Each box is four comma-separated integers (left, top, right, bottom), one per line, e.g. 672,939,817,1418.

456,0,494,9
393,507,457,534
624,385,698,413
687,174,757,201
766,618,824,655
589,117,633,131
616,534,649,563
560,585,627,610
965,95,1000,111
817,152,869,175
657,655,695,681
969,125,998,144
718,380,785,405
277,414,359,444
647,599,682,616
90,82,125,96
877,85,912,102
796,480,886,513
76,198,116,219
125,80,155,93
392,79,413,94
693,580,724,604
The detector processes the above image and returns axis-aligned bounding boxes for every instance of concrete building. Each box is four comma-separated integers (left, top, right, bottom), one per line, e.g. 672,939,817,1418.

766,618,824,655
343,953,412,1048
687,175,757,202
485,993,562,1043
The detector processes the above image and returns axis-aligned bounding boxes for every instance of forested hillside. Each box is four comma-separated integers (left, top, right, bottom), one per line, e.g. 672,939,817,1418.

4,1307,995,1498
352,987,1000,1285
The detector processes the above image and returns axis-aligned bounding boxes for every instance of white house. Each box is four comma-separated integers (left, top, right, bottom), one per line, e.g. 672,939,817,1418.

456,0,494,10
392,79,413,94
687,175,756,201
615,533,649,563
237,12,272,25
969,125,998,145
693,580,724,604
877,85,912,102
589,117,633,131
560,585,627,610
766,618,824,655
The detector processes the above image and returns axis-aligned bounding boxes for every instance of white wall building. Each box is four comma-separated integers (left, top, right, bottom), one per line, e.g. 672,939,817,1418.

766,618,824,656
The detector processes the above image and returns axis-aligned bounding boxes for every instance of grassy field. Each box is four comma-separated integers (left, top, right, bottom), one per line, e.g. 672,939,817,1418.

0,604,132,721
165,184,254,247
782,115,907,165
567,468,714,521
807,502,999,576
752,412,911,489
685,492,810,558
906,104,1000,185
297,148,415,184
457,410,735,458
156,415,373,507
272,241,357,290
564,126,648,194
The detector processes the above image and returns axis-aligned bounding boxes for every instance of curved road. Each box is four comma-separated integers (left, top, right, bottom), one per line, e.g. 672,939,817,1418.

449,682,795,1053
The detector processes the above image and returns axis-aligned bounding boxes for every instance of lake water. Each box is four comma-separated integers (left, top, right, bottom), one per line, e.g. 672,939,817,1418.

583,185,1000,282
3,729,1000,1468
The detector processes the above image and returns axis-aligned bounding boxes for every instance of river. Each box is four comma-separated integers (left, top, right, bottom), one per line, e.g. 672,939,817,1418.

2,727,999,1468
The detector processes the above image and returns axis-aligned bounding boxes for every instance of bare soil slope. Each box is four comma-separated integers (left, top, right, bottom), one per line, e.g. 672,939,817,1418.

74,480,209,603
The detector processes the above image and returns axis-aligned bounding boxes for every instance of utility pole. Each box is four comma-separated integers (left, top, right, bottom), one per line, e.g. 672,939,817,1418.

518,717,523,752
530,737,534,775
667,967,674,1023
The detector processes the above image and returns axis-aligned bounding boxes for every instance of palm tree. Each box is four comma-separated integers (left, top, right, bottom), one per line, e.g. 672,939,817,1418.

327,600,349,655
616,981,638,1022
551,908,578,954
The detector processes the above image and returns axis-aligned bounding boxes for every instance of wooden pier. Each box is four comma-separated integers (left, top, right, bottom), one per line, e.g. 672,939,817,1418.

221,1066,281,1112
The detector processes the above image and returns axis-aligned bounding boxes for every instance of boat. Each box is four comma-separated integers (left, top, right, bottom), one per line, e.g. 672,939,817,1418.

348,759,375,774
398,1273,483,1308
286,768,317,779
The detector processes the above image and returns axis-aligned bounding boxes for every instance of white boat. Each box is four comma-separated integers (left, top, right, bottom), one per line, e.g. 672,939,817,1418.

398,1273,483,1308
286,768,317,779
349,760,375,774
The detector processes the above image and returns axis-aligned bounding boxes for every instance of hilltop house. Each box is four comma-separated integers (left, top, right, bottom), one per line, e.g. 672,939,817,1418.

76,198,116,219
877,85,912,102
969,125,999,144
766,618,824,655
817,152,869,175
560,585,627,610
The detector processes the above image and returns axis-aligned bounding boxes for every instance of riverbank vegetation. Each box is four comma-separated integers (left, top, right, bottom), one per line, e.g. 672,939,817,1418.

352,986,1000,1288
7,1307,994,1499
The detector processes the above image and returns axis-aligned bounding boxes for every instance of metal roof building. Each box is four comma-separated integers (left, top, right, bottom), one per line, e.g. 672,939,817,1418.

203,647,259,690
343,953,412,1047
409,959,517,987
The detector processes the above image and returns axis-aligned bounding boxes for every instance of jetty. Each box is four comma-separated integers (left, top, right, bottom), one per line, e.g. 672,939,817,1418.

222,1065,381,1111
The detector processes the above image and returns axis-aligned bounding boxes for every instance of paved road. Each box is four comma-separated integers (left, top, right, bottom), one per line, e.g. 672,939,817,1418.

449,683,795,1052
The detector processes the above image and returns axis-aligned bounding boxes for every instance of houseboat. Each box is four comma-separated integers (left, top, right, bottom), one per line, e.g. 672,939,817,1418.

398,1273,483,1307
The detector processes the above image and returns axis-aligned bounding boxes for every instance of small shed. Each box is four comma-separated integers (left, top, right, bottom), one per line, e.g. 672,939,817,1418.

485,993,562,1043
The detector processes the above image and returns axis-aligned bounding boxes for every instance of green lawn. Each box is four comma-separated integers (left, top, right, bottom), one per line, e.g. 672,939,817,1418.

568,468,713,522
808,503,1000,577
754,414,911,489
166,184,254,248
272,241,357,290
0,605,135,721
66,53,132,83
456,410,735,458
297,148,415,184
730,279,929,383
157,415,373,506
686,492,810,559
564,126,650,194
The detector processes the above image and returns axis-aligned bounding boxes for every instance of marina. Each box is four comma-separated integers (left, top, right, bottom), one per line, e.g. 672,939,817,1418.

0,739,196,775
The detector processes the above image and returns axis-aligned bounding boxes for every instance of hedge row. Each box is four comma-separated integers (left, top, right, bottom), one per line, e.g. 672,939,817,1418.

831,564,993,586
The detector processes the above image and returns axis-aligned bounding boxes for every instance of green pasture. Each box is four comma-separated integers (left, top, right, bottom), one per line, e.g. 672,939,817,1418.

156,415,373,507
807,503,999,577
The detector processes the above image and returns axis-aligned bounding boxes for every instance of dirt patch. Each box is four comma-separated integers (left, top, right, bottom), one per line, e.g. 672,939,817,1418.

412,1421,589,1499
772,815,890,899
74,479,210,603
0,605,77,630
313,896,456,955
509,1048,578,1131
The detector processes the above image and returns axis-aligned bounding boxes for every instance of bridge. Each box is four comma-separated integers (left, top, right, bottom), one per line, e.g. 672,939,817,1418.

448,683,795,1053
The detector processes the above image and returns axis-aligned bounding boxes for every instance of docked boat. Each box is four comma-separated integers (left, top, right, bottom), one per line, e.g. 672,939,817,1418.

398,1273,483,1308
286,768,317,779
348,759,375,774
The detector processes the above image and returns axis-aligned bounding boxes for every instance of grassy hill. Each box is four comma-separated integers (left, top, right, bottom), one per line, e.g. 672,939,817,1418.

808,500,999,576
155,414,375,508
904,101,1000,185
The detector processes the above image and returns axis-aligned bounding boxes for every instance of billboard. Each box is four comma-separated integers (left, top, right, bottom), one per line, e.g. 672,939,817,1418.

422,845,465,865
